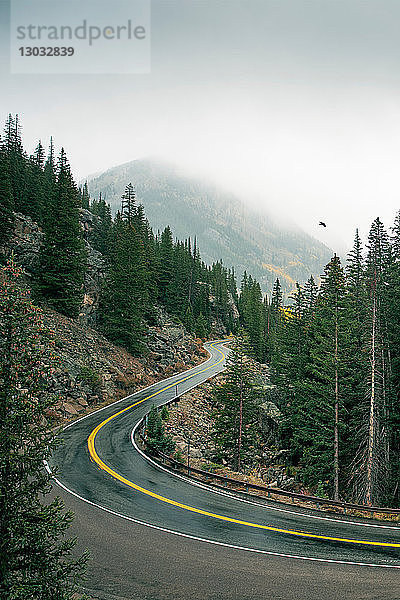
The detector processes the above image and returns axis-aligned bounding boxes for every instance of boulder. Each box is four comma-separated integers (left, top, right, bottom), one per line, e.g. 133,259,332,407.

76,397,88,407
62,402,79,416
189,447,203,459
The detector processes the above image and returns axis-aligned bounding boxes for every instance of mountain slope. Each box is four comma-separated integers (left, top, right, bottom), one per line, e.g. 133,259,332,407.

1,212,207,422
87,159,332,293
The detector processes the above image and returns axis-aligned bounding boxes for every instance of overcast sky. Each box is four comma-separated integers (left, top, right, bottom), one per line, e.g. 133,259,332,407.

1,0,400,253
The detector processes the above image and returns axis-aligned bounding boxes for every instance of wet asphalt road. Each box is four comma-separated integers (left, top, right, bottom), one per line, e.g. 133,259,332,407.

50,341,400,599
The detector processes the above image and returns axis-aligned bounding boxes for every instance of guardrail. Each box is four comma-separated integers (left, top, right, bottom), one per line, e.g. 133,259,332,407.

136,401,400,519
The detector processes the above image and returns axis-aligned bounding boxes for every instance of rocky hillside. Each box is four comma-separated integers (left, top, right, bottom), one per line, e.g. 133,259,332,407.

41,307,206,421
163,374,295,491
87,158,332,294
1,211,208,422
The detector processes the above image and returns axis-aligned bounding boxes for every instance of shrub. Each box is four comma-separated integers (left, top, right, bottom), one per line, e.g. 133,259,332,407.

146,406,175,455
201,462,222,473
173,450,185,464
78,366,102,392
315,480,329,499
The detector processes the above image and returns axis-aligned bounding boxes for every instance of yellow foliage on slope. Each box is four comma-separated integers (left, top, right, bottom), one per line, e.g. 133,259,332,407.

262,263,296,286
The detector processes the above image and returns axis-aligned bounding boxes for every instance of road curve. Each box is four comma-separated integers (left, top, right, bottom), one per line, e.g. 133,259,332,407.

50,341,400,599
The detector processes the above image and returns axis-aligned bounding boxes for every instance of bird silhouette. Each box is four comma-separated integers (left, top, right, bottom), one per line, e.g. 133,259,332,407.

319,221,327,227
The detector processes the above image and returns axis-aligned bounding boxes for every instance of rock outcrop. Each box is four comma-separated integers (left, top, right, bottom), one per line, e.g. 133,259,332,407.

79,209,105,325
2,210,106,326
2,212,44,276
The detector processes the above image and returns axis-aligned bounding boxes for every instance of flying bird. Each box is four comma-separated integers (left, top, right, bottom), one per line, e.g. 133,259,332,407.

319,221,327,227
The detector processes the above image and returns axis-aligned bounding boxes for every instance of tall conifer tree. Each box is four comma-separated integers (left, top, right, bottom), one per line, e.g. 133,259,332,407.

36,149,86,317
359,218,392,504
212,330,261,471
99,188,148,354
0,147,14,249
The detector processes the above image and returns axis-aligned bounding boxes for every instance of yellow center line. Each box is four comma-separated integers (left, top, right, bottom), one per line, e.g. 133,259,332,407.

87,343,400,550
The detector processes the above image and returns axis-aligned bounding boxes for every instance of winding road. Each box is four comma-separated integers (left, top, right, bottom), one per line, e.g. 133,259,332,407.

50,341,400,600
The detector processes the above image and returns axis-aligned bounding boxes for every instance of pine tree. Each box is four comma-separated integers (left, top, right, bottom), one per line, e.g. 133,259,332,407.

212,330,261,471
89,193,112,256
303,275,318,321
23,142,46,224
191,244,212,329
343,230,369,496
168,240,196,325
276,283,308,383
36,149,86,318
2,114,28,213
146,406,175,455
271,278,283,309
288,256,348,497
121,182,136,225
268,279,316,469
80,181,90,209
157,226,174,306
359,218,392,504
0,147,14,249
195,312,208,339
133,203,158,315
345,229,367,355
211,261,231,329
267,277,284,366
392,210,400,260
41,138,56,230
99,210,148,355
317,255,347,499
386,212,400,505
0,260,87,598
239,276,265,361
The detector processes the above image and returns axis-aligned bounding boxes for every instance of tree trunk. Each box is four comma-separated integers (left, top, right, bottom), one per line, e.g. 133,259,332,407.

366,282,377,505
334,299,339,501
237,355,244,472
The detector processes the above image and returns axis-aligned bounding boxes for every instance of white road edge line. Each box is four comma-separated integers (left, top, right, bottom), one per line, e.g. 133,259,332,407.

44,460,400,570
130,421,400,531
